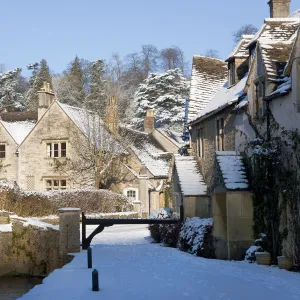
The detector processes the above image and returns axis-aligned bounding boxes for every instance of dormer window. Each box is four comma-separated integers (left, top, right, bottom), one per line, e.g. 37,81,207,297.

228,61,235,86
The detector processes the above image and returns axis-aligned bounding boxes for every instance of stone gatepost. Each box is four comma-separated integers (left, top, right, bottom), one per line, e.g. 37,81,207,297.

133,200,142,218
58,208,81,265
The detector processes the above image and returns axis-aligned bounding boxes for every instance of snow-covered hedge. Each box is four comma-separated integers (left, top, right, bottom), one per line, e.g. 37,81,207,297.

0,181,132,217
179,218,214,258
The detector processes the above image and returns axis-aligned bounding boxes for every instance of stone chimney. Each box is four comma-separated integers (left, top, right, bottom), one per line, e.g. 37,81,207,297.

38,82,55,120
144,110,155,133
268,0,290,18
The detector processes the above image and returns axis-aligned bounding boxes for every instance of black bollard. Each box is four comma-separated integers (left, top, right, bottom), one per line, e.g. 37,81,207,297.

92,269,99,291
87,246,92,269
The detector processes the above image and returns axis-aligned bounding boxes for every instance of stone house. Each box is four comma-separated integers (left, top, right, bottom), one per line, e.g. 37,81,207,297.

0,83,180,216
185,37,255,260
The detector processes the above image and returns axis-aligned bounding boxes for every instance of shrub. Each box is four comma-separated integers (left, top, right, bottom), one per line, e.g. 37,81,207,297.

160,223,182,248
245,233,267,262
179,217,215,258
148,224,161,243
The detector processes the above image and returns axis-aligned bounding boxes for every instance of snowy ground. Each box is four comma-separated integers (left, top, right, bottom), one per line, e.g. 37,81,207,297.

20,225,300,300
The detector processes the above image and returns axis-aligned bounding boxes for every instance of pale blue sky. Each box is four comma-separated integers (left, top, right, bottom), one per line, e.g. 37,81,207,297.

1,0,299,76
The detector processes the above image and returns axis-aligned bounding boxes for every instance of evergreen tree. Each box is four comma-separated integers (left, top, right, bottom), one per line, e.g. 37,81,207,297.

0,68,26,112
133,68,189,130
66,55,85,107
85,60,107,115
26,59,52,111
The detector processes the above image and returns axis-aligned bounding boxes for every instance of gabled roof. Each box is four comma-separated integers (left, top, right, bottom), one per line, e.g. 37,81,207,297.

120,126,171,178
174,154,207,196
188,56,227,122
189,75,248,124
226,35,254,62
247,18,300,49
216,151,248,190
259,42,293,81
156,128,185,148
0,120,36,145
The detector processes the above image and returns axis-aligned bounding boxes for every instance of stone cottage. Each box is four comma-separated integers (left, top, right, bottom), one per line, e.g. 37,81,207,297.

0,83,179,216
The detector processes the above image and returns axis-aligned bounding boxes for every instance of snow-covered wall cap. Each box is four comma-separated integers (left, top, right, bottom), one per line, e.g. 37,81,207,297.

58,208,81,212
174,154,207,196
216,151,249,190
188,56,227,123
189,74,248,124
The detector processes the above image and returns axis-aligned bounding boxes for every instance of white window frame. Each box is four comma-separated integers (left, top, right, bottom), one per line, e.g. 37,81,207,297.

123,188,139,202
46,141,67,158
44,178,68,191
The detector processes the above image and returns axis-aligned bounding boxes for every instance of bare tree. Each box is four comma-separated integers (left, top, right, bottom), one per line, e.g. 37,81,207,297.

233,24,258,43
203,49,220,59
53,107,135,189
0,64,5,73
141,44,159,78
160,46,187,73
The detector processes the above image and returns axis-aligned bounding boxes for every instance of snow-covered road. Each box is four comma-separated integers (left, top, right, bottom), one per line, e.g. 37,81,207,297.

20,225,300,300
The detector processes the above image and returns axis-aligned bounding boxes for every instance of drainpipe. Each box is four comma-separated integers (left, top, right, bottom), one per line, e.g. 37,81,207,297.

266,99,271,142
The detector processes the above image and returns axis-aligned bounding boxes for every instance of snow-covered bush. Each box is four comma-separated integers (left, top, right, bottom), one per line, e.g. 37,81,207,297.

244,233,267,263
179,218,214,258
148,208,181,247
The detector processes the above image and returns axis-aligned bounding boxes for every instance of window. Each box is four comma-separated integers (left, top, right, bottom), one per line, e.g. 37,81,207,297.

0,145,5,158
216,118,224,151
45,179,67,191
228,61,236,86
46,142,67,158
199,128,204,158
123,188,139,201
254,79,266,118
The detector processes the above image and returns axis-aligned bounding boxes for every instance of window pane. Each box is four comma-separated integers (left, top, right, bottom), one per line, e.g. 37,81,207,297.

54,143,59,157
46,143,52,157
61,143,66,157
46,180,52,187
61,180,67,187
0,145,5,158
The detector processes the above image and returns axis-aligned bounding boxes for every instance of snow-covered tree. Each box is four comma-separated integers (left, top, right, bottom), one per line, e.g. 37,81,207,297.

26,59,52,111
0,68,26,112
133,68,189,129
85,60,107,116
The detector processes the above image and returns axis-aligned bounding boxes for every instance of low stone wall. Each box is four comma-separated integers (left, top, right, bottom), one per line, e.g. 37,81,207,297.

0,208,81,277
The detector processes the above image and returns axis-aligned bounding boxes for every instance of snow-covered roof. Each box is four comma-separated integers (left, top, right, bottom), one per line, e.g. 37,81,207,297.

123,127,171,178
265,77,291,99
156,128,185,148
247,18,300,49
216,151,248,190
188,56,227,122
226,35,254,61
0,120,35,145
174,154,207,196
259,42,293,81
290,9,300,19
189,75,248,124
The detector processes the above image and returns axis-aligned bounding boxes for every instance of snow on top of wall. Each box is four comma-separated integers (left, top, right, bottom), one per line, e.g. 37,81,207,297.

174,154,207,196
0,223,12,232
216,151,248,190
266,77,292,98
190,75,248,124
0,120,35,145
10,215,59,230
188,56,227,122
227,35,254,60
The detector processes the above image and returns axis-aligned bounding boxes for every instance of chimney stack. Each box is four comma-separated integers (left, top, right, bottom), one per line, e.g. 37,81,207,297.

144,110,155,133
38,82,55,120
268,0,291,18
